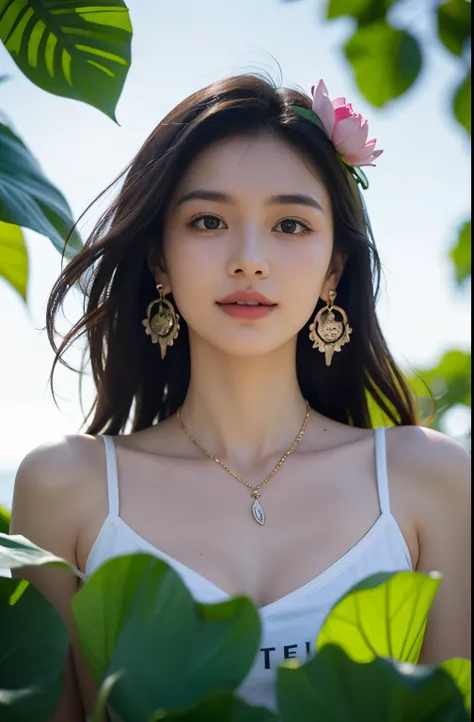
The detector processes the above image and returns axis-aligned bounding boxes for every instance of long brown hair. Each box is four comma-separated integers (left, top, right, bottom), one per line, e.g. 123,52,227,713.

47,72,422,435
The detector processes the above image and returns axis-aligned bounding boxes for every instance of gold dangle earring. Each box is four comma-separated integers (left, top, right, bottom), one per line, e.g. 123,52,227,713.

142,284,180,359
309,290,352,367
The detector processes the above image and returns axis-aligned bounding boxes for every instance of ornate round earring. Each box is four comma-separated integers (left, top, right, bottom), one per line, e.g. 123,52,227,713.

142,284,180,359
308,290,352,367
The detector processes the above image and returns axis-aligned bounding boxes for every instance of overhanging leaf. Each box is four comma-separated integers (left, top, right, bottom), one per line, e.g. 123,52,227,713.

0,220,28,299
453,70,471,135
0,122,82,257
0,576,69,722
277,644,469,722
450,219,471,285
327,0,397,25
0,533,83,577
327,0,377,20
316,571,442,663
437,0,471,58
345,22,422,107
73,553,261,721
0,0,132,122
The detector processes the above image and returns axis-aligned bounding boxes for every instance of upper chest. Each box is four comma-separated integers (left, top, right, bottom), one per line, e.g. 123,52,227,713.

77,434,418,608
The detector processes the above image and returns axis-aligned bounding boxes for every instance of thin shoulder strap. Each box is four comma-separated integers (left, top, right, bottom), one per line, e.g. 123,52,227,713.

374,427,390,515
102,435,120,517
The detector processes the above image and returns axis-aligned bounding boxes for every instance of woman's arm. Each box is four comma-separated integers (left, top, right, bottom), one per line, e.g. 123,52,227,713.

390,425,471,663
9,438,100,722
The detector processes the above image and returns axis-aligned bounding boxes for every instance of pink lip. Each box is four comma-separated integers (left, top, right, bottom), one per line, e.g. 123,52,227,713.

217,290,276,305
218,304,276,319
216,290,277,321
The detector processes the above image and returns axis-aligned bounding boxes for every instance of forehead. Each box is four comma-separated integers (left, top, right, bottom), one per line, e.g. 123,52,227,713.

174,131,330,206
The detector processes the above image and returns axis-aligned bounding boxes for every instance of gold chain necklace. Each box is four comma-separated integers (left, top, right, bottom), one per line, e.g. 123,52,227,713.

176,400,310,526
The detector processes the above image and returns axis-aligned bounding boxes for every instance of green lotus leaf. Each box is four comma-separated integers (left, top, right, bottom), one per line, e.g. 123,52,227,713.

0,532,83,577
316,570,442,663
154,690,278,722
73,553,261,721
0,576,69,722
277,643,469,721
441,658,471,713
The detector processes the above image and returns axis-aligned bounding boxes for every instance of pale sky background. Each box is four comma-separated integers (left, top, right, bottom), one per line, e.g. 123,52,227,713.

0,0,471,503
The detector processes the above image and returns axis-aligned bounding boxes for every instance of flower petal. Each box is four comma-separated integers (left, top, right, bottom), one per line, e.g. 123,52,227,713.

344,143,381,166
358,149,384,166
334,105,356,123
311,80,335,137
332,116,361,146
345,139,376,159
332,97,347,109
336,120,369,156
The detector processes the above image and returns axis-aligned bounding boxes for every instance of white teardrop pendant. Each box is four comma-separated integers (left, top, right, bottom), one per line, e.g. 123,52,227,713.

251,493,265,526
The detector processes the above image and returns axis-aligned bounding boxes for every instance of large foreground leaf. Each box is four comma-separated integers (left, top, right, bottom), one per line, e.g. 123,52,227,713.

157,691,278,721
277,644,469,721
0,576,69,722
316,571,442,663
441,658,472,714
73,553,261,722
0,532,83,577
0,220,28,299
0,122,82,257
0,0,132,122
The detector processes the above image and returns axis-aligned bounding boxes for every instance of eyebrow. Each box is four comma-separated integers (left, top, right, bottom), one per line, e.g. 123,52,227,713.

175,190,324,213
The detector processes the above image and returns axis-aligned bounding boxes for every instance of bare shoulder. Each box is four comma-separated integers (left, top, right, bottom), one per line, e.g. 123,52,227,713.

15,432,104,479
385,424,470,501
385,425,471,663
11,434,106,548
14,433,104,495
385,424,470,531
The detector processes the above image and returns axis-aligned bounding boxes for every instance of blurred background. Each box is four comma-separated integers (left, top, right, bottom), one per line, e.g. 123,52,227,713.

0,0,471,514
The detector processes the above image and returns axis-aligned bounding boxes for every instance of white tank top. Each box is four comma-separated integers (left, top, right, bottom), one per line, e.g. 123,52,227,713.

85,428,412,713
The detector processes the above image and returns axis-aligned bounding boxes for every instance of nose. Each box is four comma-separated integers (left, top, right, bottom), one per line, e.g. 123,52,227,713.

226,230,270,279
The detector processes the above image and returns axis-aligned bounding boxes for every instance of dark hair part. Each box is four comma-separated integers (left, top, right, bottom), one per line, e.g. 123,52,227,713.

47,72,423,435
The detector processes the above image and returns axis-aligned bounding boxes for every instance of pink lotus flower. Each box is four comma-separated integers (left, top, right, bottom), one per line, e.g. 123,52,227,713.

311,80,383,167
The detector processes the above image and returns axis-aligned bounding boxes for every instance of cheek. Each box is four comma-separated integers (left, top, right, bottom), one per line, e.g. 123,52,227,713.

164,238,219,313
277,245,333,324
280,240,332,285
165,228,222,271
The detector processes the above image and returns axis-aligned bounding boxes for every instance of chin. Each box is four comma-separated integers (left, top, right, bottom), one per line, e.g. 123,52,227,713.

207,332,295,358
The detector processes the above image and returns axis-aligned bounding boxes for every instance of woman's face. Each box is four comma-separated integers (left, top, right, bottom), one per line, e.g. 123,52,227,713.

159,131,340,357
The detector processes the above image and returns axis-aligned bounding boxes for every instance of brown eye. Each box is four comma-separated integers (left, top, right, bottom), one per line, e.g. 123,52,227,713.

274,217,311,235
190,214,226,231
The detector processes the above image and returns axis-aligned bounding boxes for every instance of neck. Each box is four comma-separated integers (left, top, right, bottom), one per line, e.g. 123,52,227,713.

178,336,309,468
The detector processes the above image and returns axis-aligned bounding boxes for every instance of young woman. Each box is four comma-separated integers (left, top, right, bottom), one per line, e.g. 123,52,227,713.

10,74,470,720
